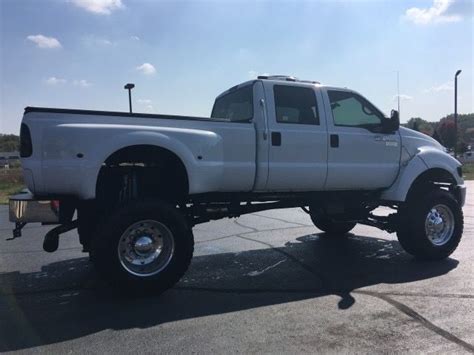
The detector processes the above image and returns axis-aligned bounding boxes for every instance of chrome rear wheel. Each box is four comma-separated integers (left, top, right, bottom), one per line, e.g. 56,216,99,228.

91,199,194,293
118,220,175,277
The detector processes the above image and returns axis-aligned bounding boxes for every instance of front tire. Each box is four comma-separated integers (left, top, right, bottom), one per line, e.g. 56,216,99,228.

91,199,194,293
397,189,463,260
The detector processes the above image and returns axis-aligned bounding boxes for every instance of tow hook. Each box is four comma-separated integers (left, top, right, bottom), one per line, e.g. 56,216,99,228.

7,222,28,240
43,220,78,252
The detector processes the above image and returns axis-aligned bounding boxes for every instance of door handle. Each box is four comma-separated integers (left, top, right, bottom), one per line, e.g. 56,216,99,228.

330,134,339,148
260,98,269,141
272,132,281,146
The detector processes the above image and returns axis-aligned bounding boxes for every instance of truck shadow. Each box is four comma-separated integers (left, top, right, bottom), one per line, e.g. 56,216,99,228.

0,233,458,351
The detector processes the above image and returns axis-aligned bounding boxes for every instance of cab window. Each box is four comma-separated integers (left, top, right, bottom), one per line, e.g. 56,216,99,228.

211,85,253,122
274,85,319,125
328,90,384,128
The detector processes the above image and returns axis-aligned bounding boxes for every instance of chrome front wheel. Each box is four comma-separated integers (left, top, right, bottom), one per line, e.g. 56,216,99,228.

397,189,463,260
424,204,455,246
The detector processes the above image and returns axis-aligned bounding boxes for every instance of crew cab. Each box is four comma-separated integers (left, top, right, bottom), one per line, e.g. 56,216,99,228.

10,75,466,293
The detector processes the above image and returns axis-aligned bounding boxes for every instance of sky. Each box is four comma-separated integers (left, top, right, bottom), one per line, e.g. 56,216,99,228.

0,0,473,134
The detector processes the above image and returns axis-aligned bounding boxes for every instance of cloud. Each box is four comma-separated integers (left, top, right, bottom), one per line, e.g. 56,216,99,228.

131,36,140,41
27,34,62,49
82,35,115,47
136,63,156,75
73,79,92,87
424,82,453,93
248,70,258,79
404,0,463,25
393,94,413,101
45,77,67,85
95,38,113,46
247,70,269,79
144,105,154,113
71,0,123,15
137,99,152,104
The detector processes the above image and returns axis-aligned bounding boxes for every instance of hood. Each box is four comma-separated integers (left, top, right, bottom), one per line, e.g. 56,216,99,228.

399,126,445,157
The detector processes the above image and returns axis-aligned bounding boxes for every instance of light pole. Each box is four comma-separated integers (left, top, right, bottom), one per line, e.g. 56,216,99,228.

124,83,135,113
454,70,461,157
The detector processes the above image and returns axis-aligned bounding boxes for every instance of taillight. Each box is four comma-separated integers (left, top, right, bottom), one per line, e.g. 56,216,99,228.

20,123,32,157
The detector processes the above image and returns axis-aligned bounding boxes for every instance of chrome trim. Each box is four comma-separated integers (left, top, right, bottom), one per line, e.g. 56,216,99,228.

9,192,59,223
117,219,175,277
425,204,455,246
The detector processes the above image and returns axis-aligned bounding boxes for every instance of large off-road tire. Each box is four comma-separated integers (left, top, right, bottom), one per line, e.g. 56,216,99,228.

309,213,356,236
397,189,463,260
90,199,194,293
77,204,100,252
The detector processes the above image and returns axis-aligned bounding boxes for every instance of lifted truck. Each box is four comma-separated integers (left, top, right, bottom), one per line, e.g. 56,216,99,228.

10,75,466,293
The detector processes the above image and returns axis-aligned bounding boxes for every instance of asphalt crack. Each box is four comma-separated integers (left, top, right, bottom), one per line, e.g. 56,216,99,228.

357,290,474,353
250,213,311,227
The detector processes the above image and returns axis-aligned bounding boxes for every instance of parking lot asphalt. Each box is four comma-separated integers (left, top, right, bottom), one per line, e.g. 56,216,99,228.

0,182,473,354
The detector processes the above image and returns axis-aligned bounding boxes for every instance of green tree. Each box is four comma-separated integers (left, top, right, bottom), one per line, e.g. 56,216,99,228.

0,134,20,152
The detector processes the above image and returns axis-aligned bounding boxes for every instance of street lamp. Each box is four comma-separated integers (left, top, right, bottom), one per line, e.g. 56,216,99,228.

124,83,135,113
454,70,461,157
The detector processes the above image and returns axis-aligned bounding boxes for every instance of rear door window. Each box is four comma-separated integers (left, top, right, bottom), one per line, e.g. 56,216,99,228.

273,85,319,125
211,85,253,122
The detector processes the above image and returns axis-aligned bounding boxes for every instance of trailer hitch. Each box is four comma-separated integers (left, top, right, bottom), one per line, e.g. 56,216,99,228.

7,222,28,240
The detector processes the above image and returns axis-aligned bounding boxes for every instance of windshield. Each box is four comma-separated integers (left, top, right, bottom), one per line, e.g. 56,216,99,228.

211,85,253,122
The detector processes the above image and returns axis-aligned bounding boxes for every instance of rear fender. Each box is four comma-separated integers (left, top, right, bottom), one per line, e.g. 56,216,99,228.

80,130,217,199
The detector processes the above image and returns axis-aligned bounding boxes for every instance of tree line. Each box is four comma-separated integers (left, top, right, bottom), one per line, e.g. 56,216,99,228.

404,113,474,153
0,134,20,152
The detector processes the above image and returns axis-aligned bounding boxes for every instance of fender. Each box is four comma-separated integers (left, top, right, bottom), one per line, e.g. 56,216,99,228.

78,128,221,199
417,147,463,185
381,148,462,203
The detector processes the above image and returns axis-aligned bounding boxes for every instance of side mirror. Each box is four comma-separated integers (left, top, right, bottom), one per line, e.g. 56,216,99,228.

383,110,400,133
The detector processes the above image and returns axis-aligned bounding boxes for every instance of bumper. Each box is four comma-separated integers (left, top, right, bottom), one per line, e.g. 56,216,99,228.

9,192,60,223
455,184,466,207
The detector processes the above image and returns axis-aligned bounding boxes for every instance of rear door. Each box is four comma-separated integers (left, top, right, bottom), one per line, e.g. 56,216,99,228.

263,82,328,191
323,89,401,190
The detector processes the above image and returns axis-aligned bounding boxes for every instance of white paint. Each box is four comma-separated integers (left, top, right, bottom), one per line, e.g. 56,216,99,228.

247,259,287,277
20,78,463,204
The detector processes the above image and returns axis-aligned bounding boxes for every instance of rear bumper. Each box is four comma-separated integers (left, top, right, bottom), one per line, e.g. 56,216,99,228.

9,192,60,223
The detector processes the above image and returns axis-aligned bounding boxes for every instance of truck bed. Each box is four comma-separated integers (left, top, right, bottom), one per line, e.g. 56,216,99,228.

24,106,245,123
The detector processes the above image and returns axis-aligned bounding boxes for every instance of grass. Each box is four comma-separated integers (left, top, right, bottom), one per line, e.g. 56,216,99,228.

463,163,474,181
0,168,24,204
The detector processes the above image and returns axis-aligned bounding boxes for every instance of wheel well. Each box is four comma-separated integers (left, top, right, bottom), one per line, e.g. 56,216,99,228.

406,168,457,202
96,145,189,206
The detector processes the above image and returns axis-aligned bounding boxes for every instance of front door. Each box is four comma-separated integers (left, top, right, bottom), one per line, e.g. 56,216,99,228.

323,89,401,190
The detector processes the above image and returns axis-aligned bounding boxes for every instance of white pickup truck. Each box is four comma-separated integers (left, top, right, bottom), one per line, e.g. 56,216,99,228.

10,75,466,293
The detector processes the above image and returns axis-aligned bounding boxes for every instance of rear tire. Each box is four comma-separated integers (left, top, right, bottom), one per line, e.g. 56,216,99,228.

91,199,194,294
397,189,463,260
77,204,100,252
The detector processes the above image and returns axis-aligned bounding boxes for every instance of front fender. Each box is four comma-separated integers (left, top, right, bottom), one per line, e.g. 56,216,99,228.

380,155,428,202
417,147,463,185
380,149,462,203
